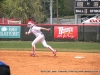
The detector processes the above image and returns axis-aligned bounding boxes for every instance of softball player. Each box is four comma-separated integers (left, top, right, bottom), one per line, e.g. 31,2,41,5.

25,18,56,56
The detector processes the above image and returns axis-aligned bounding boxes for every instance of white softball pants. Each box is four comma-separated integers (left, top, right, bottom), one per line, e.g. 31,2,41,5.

31,34,55,52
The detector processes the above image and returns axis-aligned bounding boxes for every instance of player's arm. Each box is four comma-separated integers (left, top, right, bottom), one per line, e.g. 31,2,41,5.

41,27,51,31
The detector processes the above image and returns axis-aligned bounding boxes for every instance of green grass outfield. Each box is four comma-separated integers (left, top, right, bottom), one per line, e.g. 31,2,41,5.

0,41,100,53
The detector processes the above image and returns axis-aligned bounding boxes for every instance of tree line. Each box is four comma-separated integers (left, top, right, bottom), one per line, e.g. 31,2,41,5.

0,0,75,23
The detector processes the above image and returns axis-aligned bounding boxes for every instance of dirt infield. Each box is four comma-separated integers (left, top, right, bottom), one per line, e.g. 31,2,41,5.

0,50,100,75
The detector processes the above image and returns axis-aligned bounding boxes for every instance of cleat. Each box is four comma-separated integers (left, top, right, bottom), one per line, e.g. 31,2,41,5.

30,53,35,57
53,50,56,56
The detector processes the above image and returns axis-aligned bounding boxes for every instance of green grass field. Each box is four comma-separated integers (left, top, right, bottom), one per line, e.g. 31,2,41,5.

0,41,100,53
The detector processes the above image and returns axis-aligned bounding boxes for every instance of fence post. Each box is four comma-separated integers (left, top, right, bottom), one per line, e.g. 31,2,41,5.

83,23,85,42
2,17,4,24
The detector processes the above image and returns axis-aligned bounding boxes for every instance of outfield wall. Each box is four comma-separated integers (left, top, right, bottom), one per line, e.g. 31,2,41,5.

0,24,100,42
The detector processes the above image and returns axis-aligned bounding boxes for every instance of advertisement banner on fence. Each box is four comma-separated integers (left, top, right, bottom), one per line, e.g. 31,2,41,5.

54,26,78,39
0,26,21,38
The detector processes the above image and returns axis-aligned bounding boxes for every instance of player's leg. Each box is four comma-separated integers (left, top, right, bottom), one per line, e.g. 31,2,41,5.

31,35,43,56
31,43,35,56
41,38,56,56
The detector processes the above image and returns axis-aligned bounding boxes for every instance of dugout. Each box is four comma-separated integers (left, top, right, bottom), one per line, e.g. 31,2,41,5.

0,61,10,75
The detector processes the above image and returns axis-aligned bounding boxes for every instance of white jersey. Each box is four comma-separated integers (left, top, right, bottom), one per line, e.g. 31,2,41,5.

28,26,43,37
